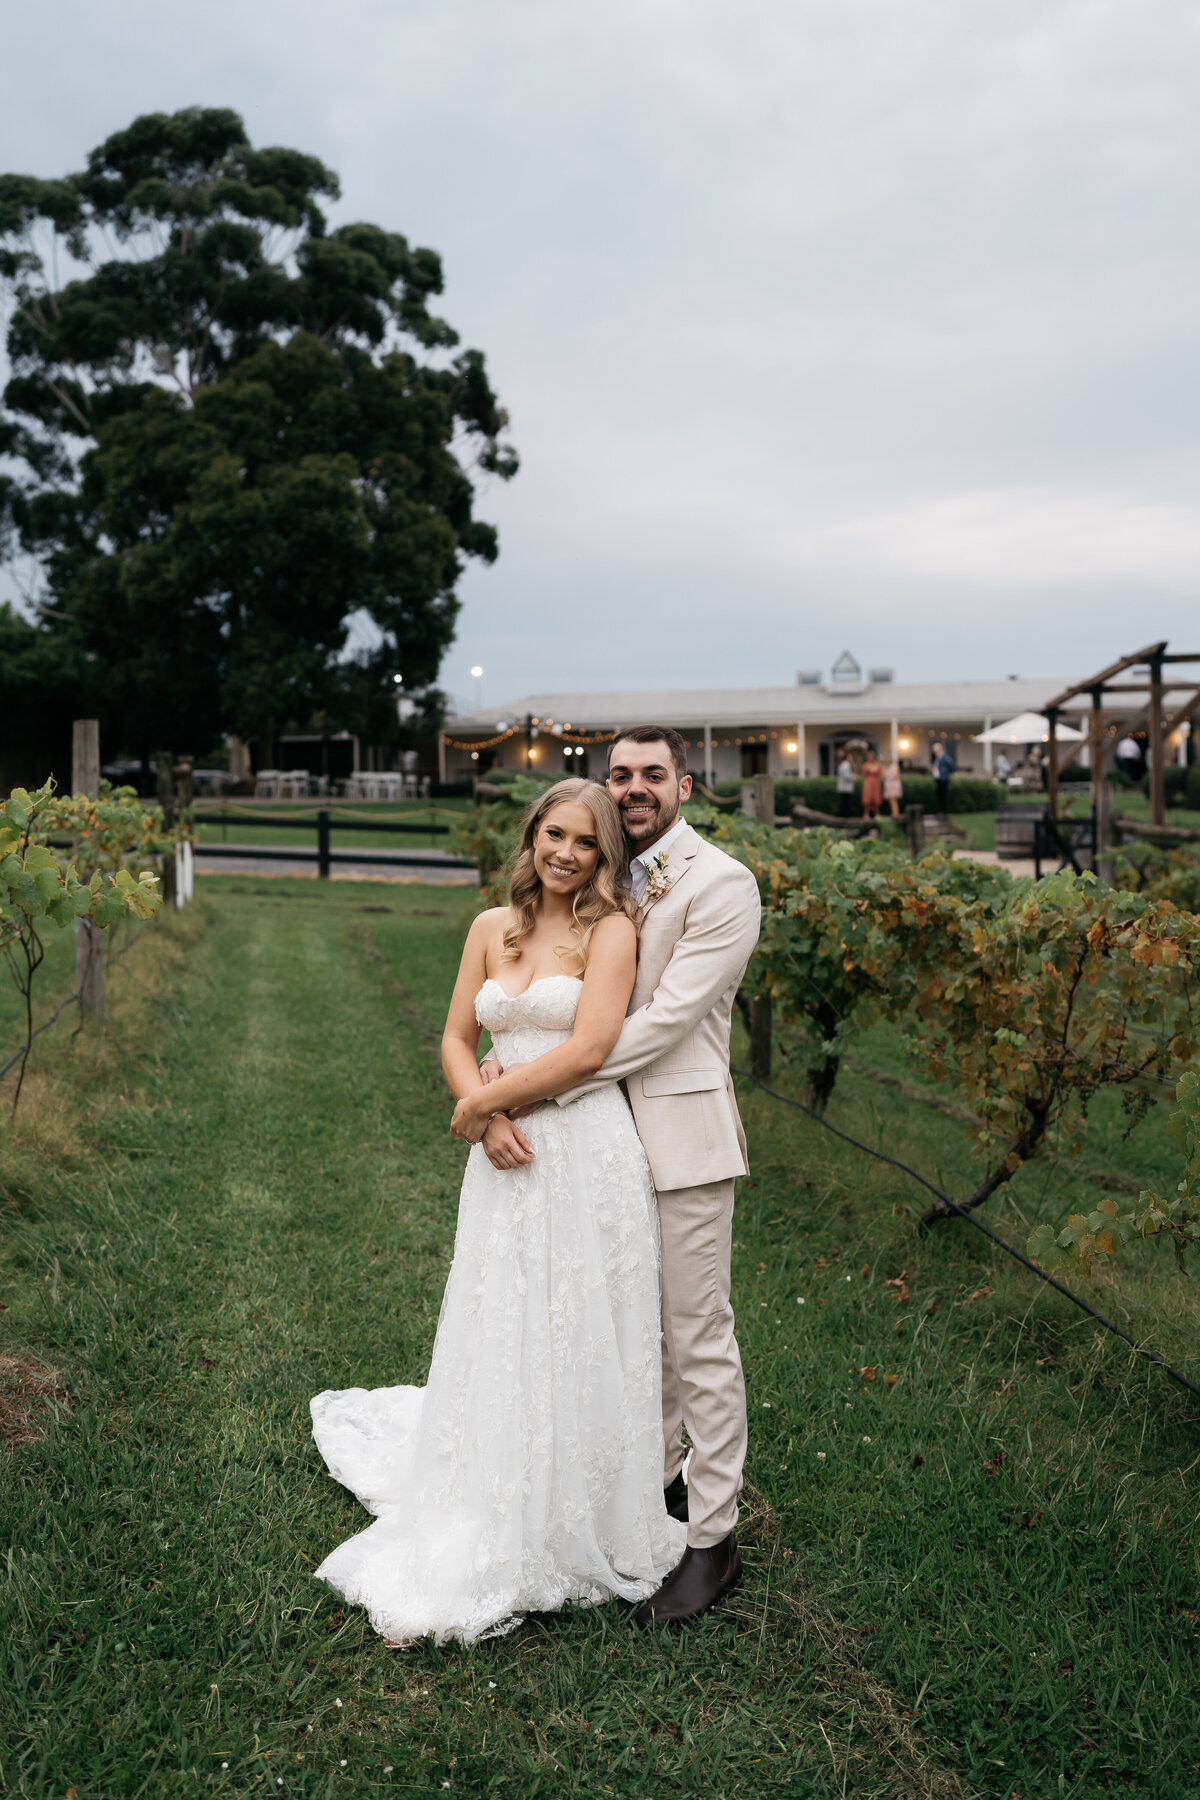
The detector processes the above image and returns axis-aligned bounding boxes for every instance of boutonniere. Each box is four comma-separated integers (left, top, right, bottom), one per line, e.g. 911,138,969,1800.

644,849,681,907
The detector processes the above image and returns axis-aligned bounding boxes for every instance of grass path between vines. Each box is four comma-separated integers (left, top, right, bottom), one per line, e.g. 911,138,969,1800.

1,878,1198,1798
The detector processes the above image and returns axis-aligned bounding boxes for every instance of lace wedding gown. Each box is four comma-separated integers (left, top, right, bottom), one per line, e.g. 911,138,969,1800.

310,975,686,1645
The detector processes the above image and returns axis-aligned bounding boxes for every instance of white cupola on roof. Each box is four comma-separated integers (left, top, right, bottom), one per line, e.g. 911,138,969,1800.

825,650,869,695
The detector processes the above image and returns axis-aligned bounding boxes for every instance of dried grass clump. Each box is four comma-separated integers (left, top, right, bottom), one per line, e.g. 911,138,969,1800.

0,1352,70,1446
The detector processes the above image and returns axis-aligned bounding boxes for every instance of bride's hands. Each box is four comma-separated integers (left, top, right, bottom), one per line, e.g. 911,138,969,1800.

450,1093,492,1143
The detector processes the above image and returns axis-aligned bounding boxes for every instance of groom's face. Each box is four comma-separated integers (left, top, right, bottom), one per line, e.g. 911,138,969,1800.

607,739,692,848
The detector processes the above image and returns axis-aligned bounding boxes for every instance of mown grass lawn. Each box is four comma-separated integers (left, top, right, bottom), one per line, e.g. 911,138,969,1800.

953,792,1200,856
1,878,1198,1799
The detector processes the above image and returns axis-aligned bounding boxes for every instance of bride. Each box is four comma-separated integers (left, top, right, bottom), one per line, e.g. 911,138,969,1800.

310,777,686,1644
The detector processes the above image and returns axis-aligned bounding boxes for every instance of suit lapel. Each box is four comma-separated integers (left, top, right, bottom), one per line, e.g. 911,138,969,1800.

640,822,699,912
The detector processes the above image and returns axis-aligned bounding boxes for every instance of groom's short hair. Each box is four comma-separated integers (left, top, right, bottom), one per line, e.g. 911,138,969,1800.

608,726,689,781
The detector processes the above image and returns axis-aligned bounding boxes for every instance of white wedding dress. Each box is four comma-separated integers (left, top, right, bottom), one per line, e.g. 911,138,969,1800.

310,975,686,1645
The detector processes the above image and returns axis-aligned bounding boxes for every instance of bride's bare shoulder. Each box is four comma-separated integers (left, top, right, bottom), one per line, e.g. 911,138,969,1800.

590,911,637,949
466,905,509,937
463,905,509,950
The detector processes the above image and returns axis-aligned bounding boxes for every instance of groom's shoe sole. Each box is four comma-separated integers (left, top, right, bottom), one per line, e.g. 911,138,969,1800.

664,1472,689,1523
633,1535,742,1628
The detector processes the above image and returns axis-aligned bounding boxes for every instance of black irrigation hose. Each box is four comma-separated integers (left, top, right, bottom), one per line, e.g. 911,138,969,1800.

732,1065,1200,1405
0,922,154,1082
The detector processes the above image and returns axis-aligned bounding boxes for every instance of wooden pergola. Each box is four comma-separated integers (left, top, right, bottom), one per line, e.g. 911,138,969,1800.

1042,641,1200,827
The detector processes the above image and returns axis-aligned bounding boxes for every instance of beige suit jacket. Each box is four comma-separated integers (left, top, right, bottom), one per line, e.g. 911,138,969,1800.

556,821,761,1192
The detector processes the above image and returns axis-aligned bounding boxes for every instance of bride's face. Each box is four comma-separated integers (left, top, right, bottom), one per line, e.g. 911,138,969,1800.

533,801,602,898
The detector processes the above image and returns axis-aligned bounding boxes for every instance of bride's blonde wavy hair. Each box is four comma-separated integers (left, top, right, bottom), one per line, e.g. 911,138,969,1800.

502,778,639,967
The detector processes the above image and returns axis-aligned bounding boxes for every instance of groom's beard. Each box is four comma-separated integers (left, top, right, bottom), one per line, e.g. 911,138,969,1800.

619,791,681,850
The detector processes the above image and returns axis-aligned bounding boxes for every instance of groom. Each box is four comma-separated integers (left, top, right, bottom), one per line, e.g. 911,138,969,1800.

482,726,761,1625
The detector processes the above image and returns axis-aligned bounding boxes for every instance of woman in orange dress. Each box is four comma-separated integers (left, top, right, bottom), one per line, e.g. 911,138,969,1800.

860,753,884,820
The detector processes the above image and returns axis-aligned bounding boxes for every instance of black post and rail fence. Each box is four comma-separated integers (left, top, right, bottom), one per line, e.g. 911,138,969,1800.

193,808,477,877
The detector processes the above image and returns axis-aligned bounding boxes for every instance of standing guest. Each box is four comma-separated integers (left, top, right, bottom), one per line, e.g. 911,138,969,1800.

836,752,856,818
994,750,1013,783
1116,734,1142,782
883,758,903,820
932,742,954,816
860,751,884,821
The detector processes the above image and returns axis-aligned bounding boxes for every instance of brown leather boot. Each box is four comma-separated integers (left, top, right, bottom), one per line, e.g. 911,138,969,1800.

664,1471,689,1523
633,1533,742,1627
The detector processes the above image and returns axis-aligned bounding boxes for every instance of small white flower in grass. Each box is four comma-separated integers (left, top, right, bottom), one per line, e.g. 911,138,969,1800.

210,1683,217,1691
862,1435,871,1444
817,1452,826,1461
340,1760,347,1767
383,1768,393,1775
334,1699,343,1708
487,1681,497,1689
796,1297,806,1305
845,1274,851,1282
221,1764,228,1771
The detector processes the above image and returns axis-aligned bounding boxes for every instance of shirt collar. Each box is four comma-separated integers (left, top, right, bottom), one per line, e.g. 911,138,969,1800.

632,816,689,871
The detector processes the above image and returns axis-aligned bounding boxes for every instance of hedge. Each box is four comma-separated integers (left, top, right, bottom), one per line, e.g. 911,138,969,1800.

1150,765,1200,811
706,774,1004,816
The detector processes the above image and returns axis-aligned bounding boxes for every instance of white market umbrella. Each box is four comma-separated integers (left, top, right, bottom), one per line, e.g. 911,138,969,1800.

973,711,1085,745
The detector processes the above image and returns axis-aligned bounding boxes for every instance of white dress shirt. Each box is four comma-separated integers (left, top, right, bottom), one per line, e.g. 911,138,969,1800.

628,816,690,904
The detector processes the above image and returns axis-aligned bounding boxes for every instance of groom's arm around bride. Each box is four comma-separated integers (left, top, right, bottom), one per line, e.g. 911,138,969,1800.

552,820,760,1191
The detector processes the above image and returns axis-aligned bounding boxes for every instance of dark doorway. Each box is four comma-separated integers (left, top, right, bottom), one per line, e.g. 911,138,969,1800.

740,742,768,777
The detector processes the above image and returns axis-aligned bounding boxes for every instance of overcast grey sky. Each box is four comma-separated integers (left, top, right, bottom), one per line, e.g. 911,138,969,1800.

5,0,1200,711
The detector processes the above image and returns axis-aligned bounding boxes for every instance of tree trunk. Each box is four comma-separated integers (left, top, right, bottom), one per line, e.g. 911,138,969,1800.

919,1113,1049,1230
750,993,772,1082
75,918,105,1026
804,1053,840,1116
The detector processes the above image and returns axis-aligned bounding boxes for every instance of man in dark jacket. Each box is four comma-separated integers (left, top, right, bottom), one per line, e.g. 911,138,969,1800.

932,742,954,815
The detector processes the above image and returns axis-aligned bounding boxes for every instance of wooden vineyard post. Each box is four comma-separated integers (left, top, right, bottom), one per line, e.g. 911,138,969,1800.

317,810,331,879
1090,687,1110,875
905,804,926,857
749,771,775,1079
1148,653,1166,826
156,752,177,909
71,718,100,798
1045,708,1060,821
72,719,104,1025
750,991,773,1083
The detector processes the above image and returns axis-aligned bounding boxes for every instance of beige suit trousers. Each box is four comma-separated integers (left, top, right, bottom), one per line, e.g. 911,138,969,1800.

658,1177,747,1547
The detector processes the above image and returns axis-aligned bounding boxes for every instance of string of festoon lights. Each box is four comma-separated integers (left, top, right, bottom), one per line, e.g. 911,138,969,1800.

440,715,621,761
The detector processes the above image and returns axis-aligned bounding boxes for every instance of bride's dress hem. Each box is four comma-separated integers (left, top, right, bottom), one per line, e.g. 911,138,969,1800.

309,975,685,1648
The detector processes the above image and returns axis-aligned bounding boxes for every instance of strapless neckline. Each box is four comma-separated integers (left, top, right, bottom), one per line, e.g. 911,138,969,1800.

479,974,584,1002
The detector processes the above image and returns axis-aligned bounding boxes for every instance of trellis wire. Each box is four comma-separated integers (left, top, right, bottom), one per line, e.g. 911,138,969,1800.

732,1065,1200,1404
